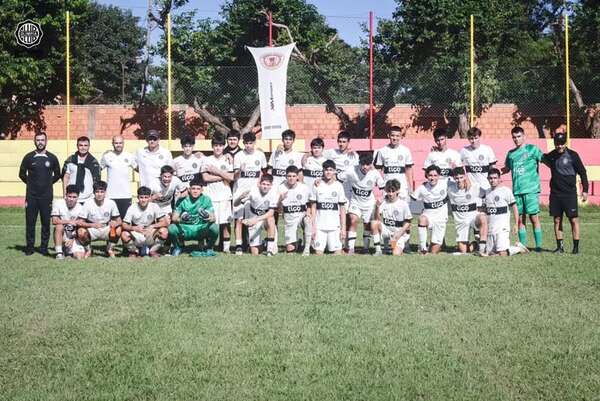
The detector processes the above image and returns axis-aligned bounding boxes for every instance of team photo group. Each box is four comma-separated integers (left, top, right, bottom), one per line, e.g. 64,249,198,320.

19,125,588,259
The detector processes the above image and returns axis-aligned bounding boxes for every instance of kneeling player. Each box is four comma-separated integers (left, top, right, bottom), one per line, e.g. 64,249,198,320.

411,165,448,254
279,166,311,255
338,152,384,254
234,174,278,256
121,186,169,257
151,165,187,220
52,185,84,259
448,167,488,255
309,160,347,255
76,181,122,258
484,169,528,256
167,178,219,257
372,179,412,256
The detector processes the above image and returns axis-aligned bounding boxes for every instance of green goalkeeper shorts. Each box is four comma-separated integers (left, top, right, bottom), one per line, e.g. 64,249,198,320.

515,193,540,216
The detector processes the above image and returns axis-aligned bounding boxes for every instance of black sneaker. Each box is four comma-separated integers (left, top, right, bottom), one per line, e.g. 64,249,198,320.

572,247,579,255
534,247,542,253
40,248,49,256
553,247,565,254
24,248,34,256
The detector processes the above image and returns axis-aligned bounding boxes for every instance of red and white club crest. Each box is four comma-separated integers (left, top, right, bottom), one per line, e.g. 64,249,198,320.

260,53,284,70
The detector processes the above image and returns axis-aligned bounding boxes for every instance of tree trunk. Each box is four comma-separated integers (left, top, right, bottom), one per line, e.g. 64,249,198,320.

588,106,600,139
457,113,469,138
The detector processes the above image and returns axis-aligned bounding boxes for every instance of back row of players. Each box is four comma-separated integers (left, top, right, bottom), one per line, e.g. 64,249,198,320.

52,126,543,258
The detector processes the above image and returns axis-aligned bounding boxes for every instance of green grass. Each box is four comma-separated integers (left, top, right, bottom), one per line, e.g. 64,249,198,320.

1,207,599,400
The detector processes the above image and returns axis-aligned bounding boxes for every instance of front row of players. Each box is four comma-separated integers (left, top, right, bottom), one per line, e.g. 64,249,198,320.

51,158,529,258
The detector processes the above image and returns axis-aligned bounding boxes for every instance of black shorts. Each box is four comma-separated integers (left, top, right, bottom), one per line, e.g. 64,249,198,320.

113,198,132,220
549,194,578,218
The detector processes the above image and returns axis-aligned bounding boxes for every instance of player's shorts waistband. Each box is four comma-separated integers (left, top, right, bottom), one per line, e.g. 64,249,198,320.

303,169,323,178
240,171,261,178
283,205,307,213
451,203,477,212
465,165,489,174
352,187,372,197
316,202,339,210
383,166,406,174
423,198,448,209
486,206,508,215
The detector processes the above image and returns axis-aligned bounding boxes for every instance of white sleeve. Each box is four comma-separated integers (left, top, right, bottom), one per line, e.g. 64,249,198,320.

175,177,187,192
129,153,138,169
309,184,317,202
78,203,89,219
404,149,414,167
337,184,348,205
51,200,61,217
376,172,385,189
268,151,276,168
423,154,432,169
123,205,134,224
487,146,497,164
99,152,108,169
453,151,463,167
411,185,422,201
506,189,516,205
402,202,412,220
260,152,267,169
110,201,120,218
233,154,241,170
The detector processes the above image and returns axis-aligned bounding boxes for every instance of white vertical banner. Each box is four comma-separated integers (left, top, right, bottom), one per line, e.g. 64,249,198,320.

248,43,295,139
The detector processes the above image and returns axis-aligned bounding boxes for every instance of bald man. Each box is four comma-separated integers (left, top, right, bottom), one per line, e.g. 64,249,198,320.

100,135,137,218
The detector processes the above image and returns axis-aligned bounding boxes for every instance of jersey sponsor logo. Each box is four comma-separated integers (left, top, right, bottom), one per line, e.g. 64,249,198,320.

516,166,525,175
273,169,287,176
383,218,402,227
303,169,323,177
452,203,477,212
283,205,306,213
180,174,195,182
384,166,405,174
352,187,372,197
424,199,447,209
466,165,485,173
486,206,508,215
316,202,338,210
250,206,268,216
241,171,260,178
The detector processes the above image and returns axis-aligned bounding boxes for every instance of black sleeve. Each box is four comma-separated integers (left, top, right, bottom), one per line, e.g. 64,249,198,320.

19,153,29,184
61,157,70,178
51,155,61,184
572,151,589,193
91,158,101,183
541,153,551,167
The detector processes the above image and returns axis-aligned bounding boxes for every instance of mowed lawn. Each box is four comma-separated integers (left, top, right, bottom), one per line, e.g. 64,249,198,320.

0,207,599,401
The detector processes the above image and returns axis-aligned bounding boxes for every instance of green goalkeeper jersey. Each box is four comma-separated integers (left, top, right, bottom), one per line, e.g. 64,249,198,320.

504,143,543,194
175,194,214,226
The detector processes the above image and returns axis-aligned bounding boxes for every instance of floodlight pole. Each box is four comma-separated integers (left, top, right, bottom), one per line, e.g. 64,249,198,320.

470,14,475,128
167,12,172,149
66,11,71,154
369,11,374,150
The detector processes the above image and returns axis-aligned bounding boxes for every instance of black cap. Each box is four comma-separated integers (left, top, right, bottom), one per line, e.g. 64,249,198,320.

146,129,160,140
554,133,567,145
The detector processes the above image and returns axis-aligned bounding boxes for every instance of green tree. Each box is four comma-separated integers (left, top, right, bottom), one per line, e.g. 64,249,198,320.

164,0,364,136
374,0,548,137
70,2,145,104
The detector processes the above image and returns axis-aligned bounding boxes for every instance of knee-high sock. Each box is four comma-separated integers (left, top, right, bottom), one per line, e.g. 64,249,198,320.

533,228,542,248
518,227,527,246
418,225,428,251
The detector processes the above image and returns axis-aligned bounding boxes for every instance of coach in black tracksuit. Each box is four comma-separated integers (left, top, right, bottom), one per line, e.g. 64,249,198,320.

542,133,589,254
19,132,61,255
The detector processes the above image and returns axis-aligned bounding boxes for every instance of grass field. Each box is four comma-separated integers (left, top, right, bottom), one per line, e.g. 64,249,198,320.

1,207,599,401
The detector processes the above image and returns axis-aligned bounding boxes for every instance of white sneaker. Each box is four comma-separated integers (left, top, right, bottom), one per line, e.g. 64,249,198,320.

55,252,64,260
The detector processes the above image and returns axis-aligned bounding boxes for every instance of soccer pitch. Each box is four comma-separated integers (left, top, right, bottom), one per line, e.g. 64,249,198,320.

1,207,599,401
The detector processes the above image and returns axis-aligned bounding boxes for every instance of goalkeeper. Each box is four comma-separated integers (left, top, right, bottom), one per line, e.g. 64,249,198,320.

168,177,219,257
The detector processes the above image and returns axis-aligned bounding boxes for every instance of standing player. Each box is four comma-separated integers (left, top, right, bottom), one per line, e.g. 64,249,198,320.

542,133,589,254
501,126,544,251
201,135,235,252
224,130,242,159
278,166,312,255
51,185,83,260
62,136,101,204
19,132,61,255
309,160,347,255
338,152,385,254
168,177,219,257
460,127,496,191
150,165,187,217
76,181,122,258
135,130,173,188
268,129,304,188
371,179,412,256
173,135,203,186
233,175,278,256
100,135,137,219
411,165,449,255
484,168,528,256
232,132,267,254
121,186,169,258
302,137,327,188
447,167,488,255
374,125,415,199
323,131,359,200
423,128,462,182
